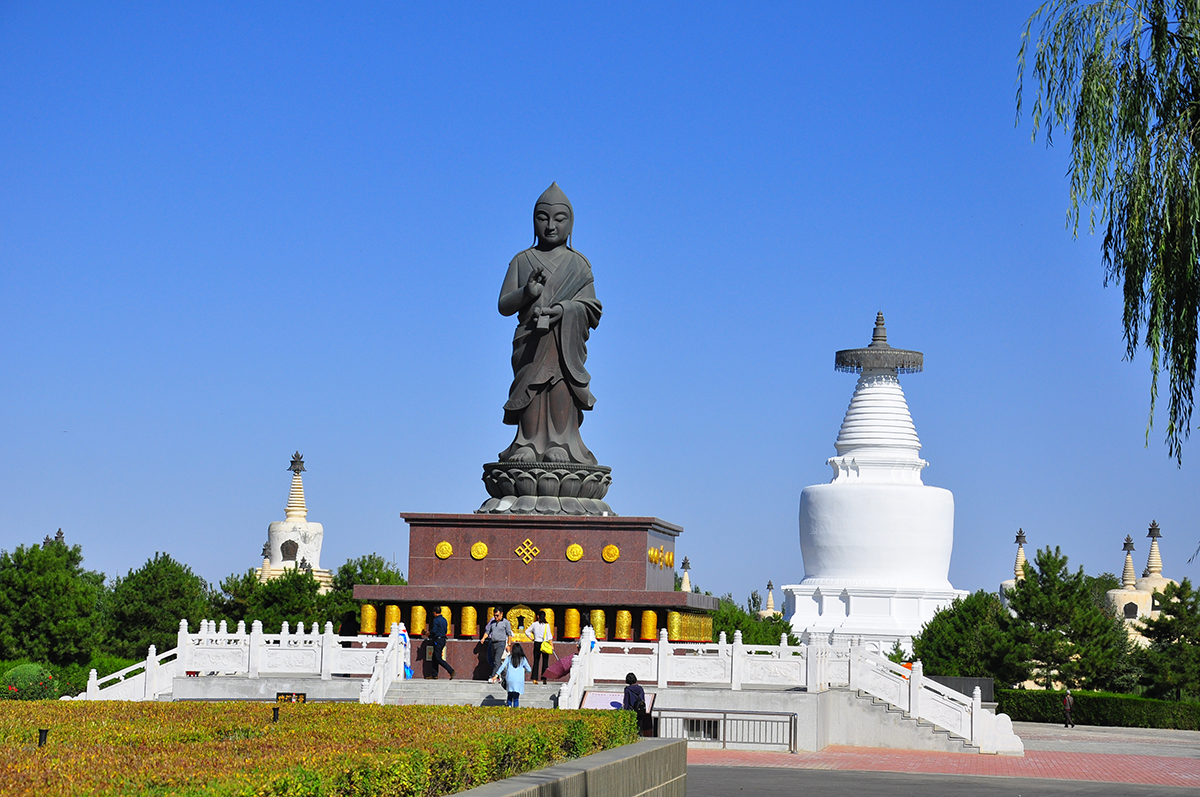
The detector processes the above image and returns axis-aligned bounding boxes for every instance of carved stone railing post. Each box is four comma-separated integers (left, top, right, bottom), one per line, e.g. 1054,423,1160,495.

249,620,263,678
731,630,744,691
320,622,335,680
807,636,826,692
909,660,922,718
86,668,98,699
656,629,670,686
971,685,982,746
176,619,190,673
144,645,158,700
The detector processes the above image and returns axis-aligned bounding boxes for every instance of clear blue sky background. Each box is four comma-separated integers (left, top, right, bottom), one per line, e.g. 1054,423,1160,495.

2,2,1197,606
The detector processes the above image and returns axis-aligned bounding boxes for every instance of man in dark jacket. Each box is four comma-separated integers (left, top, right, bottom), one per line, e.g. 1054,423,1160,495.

1063,689,1075,728
429,605,454,680
623,672,649,735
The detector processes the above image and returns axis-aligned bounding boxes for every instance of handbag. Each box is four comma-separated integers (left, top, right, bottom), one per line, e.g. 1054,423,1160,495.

540,629,554,655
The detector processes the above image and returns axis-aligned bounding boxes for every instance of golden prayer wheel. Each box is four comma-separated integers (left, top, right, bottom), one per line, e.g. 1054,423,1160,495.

410,605,427,636
461,606,478,637
615,610,633,640
590,609,607,640
640,610,658,641
360,604,378,635
667,611,683,642
564,608,581,639
440,605,451,623
700,615,713,642
383,605,401,634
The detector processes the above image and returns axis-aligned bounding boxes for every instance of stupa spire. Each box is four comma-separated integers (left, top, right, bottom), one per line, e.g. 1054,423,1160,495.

285,452,307,521
827,313,928,484
1122,536,1137,589
1145,520,1163,577
1013,529,1027,581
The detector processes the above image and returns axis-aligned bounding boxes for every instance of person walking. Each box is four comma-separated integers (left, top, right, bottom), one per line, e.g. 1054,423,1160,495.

480,608,512,681
529,611,552,683
503,644,533,707
1063,689,1076,728
428,605,454,680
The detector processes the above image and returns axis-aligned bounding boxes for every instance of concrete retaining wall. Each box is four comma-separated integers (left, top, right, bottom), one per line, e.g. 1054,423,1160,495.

451,739,685,797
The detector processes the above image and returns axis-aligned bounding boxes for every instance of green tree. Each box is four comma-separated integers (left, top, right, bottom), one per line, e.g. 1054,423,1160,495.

912,591,1025,682
104,553,210,659
711,594,798,646
1019,1,1200,462
1004,546,1132,690
1139,577,1200,699
209,568,336,632
0,535,105,665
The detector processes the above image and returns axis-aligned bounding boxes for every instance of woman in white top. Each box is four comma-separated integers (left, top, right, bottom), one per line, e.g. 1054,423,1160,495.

529,611,551,684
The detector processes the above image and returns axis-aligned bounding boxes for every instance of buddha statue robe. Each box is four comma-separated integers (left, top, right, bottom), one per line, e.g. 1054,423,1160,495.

498,244,602,464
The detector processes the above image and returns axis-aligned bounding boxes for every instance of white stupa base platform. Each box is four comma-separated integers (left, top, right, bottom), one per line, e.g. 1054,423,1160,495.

782,581,966,656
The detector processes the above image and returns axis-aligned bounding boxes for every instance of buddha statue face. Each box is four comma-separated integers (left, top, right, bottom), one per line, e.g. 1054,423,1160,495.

534,203,572,248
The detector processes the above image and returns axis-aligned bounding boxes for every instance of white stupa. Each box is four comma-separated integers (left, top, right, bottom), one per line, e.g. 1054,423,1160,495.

255,452,333,593
783,313,965,653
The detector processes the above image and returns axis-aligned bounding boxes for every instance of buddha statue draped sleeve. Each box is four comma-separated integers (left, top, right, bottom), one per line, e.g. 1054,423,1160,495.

498,246,602,465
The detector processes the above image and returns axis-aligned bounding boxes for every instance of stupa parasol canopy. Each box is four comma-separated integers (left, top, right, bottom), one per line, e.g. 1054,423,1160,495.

834,312,923,375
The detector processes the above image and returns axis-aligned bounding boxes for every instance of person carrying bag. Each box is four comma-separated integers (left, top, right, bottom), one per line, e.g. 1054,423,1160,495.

530,611,553,683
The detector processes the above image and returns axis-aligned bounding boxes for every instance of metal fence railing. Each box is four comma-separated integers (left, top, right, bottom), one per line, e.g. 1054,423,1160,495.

651,708,798,753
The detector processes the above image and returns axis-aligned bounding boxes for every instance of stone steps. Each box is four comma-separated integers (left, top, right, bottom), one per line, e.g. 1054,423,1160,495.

853,690,981,753
385,679,564,709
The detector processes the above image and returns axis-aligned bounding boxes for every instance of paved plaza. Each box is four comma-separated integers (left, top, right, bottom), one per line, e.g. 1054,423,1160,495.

687,721,1200,793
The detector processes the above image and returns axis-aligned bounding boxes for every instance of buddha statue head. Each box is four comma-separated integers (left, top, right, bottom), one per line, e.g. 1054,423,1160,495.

534,182,573,249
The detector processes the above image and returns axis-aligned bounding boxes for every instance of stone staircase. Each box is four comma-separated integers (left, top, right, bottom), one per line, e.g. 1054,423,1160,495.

384,679,564,709
844,689,981,754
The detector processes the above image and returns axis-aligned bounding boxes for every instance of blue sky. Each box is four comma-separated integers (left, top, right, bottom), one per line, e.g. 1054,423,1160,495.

2,2,1197,605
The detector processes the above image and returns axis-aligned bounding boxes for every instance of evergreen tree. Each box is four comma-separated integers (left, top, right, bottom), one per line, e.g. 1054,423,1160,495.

1004,546,1132,690
104,553,209,659
711,594,798,646
0,534,105,665
912,591,1022,681
1139,578,1200,700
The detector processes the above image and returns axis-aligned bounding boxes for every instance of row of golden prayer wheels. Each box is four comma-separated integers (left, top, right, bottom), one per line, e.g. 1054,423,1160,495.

359,603,713,643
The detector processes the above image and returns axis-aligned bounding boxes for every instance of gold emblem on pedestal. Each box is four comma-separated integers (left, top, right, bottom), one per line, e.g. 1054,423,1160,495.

515,538,540,564
507,604,535,642
470,542,488,560
602,544,620,563
667,550,674,567
647,547,658,564
566,543,584,562
435,541,453,559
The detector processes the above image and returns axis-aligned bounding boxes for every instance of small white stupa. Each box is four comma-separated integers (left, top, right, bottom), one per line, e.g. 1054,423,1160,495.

1105,521,1177,645
255,452,333,593
783,313,965,653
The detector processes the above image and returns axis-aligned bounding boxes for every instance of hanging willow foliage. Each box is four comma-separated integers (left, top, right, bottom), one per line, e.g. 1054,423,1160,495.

1019,1,1200,464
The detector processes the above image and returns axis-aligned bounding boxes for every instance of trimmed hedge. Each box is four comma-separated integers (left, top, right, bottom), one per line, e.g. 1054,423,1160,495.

997,688,1200,730
1,664,55,700
0,702,640,797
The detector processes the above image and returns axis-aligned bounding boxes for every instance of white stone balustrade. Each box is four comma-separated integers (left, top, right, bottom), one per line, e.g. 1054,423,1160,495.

561,629,1022,755
64,619,403,702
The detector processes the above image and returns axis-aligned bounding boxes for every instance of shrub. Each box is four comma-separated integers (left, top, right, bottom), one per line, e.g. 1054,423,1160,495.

2,663,56,700
997,688,1200,730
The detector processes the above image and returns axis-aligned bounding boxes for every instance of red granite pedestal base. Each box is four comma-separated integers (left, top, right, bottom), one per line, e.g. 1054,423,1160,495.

352,513,718,678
